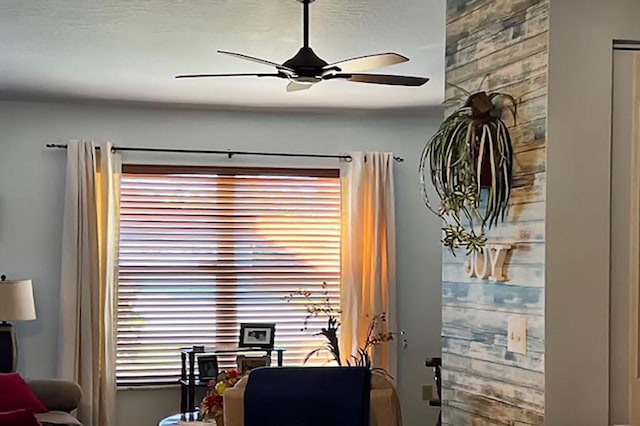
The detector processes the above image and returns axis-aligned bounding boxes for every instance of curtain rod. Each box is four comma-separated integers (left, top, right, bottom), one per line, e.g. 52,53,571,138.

45,144,405,163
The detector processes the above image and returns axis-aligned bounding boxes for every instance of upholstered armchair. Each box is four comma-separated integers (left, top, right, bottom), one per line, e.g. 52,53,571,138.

224,367,402,426
0,373,82,426
28,379,83,426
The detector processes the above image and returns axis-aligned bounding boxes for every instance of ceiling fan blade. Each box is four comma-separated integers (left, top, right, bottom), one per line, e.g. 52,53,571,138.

175,73,284,79
286,81,313,92
218,50,292,71
329,73,429,87
324,53,409,73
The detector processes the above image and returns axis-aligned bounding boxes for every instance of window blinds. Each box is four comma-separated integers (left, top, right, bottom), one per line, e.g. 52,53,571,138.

116,165,341,385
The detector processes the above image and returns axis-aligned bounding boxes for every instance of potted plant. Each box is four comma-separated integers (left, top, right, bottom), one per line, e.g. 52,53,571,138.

284,283,406,377
419,85,517,255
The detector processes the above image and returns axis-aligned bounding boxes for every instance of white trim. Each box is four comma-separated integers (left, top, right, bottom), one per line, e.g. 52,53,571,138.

629,53,640,425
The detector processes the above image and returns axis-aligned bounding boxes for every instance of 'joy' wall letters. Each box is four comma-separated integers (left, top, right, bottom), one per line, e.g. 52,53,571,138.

463,244,512,282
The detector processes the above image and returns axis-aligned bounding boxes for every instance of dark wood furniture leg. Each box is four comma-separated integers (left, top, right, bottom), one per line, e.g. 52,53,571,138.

426,357,442,426
188,352,196,412
180,352,187,413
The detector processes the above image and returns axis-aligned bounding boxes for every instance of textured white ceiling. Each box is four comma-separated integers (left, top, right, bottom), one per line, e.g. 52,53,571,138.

0,0,445,110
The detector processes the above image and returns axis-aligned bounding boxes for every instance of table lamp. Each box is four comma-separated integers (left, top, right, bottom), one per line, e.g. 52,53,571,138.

0,275,36,373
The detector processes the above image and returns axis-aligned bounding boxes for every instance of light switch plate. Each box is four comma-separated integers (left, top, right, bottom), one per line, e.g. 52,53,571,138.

507,315,527,354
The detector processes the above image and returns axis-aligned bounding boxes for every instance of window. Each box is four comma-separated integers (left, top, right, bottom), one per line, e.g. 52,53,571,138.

116,165,341,385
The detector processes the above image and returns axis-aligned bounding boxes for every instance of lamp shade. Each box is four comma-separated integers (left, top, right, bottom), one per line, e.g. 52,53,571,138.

0,280,36,321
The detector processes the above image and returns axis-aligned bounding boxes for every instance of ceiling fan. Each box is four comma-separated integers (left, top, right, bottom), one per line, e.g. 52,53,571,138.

175,0,429,92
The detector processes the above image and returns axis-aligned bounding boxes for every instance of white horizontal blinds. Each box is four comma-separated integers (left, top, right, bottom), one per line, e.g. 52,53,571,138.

116,165,341,385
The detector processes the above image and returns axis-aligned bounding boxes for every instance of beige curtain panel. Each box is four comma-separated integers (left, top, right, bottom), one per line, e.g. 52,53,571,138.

339,152,398,378
58,141,120,426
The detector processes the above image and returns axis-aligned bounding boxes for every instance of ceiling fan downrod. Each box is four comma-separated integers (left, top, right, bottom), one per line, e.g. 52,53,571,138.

282,0,327,75
299,0,316,48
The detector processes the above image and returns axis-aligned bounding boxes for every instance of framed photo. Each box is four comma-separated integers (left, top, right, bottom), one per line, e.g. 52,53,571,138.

237,355,271,375
197,355,219,381
239,323,276,349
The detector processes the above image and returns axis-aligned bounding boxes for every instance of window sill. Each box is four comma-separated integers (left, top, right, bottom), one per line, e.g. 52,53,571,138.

117,383,180,391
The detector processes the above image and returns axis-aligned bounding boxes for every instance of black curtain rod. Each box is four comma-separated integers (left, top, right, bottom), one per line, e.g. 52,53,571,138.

45,144,405,163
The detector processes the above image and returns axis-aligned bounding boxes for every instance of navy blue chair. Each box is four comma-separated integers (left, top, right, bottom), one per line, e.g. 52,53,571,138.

243,367,371,426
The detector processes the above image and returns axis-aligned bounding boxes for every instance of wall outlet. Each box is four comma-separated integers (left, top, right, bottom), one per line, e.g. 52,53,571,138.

422,385,433,401
507,315,527,354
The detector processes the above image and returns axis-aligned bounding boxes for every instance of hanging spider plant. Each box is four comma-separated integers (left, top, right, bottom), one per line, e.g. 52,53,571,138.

419,85,517,255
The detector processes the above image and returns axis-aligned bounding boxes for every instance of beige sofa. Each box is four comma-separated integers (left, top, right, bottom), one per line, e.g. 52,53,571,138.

28,379,83,426
224,372,402,426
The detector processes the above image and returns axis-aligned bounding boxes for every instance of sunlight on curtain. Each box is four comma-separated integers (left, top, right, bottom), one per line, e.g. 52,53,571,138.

58,141,120,426
339,152,397,378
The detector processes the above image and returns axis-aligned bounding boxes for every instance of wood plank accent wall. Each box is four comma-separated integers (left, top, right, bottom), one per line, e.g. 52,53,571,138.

442,0,548,424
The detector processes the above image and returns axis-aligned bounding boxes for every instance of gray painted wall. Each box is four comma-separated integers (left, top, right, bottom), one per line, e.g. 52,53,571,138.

546,1,640,425
0,100,443,426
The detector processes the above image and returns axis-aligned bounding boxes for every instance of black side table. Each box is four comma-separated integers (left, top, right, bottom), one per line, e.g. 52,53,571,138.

180,347,286,413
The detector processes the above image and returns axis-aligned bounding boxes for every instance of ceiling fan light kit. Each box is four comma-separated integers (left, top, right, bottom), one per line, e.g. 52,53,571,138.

176,0,429,91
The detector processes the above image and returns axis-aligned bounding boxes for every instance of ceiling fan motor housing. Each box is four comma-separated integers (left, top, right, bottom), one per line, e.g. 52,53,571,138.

283,47,329,77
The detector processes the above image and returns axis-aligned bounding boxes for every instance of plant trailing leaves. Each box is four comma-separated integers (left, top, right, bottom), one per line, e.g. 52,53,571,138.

419,89,516,254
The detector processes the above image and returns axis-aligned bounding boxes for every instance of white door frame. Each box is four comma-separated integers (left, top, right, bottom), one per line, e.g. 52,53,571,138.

629,52,640,426
610,49,640,426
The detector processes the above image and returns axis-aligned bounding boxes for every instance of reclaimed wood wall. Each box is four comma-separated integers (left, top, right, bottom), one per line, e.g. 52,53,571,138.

442,0,548,424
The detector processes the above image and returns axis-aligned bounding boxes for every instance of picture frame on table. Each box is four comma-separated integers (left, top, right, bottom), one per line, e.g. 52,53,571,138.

197,355,219,381
236,355,271,375
238,323,276,349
